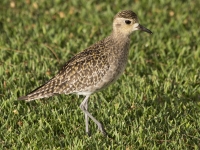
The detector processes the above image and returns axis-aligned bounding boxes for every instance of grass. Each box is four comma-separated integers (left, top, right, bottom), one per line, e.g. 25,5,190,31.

0,0,200,149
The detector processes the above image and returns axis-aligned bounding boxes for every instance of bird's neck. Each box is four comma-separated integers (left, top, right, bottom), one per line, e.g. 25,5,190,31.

111,31,131,44
106,32,131,61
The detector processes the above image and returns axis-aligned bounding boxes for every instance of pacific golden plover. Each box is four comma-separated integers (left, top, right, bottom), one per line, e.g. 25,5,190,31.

18,10,152,136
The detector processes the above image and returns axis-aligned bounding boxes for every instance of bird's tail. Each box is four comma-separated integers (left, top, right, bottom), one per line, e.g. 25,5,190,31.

18,79,58,102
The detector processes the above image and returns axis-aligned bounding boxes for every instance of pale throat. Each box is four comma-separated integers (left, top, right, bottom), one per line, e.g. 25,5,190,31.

111,29,131,43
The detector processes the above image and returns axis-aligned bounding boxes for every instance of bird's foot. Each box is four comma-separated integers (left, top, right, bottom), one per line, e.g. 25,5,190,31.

97,123,107,136
86,131,91,137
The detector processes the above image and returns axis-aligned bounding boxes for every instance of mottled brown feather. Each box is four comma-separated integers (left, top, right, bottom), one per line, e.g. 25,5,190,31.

19,37,115,101
115,10,138,21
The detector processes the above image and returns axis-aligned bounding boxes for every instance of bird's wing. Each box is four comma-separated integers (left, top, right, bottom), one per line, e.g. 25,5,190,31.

53,40,111,94
18,39,112,101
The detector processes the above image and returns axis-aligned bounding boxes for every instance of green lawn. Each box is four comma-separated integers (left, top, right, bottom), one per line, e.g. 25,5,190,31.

1,0,200,149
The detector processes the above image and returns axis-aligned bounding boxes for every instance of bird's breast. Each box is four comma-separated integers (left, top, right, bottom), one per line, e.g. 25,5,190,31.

91,42,130,92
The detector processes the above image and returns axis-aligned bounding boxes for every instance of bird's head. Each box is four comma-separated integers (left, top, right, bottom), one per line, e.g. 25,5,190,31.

113,10,152,36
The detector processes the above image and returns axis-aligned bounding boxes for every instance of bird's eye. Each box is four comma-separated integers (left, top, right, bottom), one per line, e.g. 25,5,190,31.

125,20,131,24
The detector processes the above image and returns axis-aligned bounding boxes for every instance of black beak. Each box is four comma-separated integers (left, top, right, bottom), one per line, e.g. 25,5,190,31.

137,24,153,34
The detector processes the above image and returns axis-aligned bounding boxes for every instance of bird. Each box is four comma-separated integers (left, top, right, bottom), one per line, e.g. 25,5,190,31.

18,10,152,136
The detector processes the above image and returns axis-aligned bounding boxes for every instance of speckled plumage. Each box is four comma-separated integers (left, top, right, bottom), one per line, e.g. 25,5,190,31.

115,10,138,21
18,10,152,136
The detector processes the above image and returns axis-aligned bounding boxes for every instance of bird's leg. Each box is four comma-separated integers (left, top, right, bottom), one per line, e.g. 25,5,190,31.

80,95,107,136
97,98,101,131
80,95,90,135
84,97,89,136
